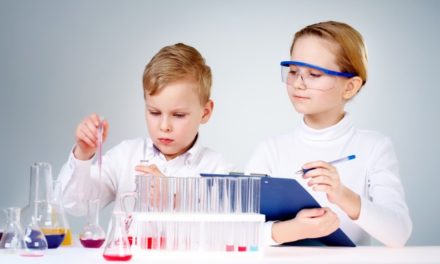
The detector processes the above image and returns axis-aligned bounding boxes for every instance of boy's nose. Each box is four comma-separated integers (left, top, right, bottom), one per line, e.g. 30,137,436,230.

160,118,172,132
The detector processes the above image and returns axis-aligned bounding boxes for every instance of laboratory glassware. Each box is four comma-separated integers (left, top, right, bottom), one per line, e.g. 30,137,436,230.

79,199,105,248
38,181,68,249
20,163,48,256
103,211,132,261
0,207,26,254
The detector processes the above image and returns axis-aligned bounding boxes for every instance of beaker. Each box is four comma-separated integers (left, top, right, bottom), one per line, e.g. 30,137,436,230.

38,181,68,249
0,207,26,254
103,211,132,261
79,199,105,248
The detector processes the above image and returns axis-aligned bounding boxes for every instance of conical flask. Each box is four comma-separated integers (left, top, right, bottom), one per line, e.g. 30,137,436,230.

0,207,26,254
20,163,48,256
38,180,68,249
103,211,132,261
79,199,105,248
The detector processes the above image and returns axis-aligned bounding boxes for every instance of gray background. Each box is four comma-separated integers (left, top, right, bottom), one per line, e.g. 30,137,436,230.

0,0,439,246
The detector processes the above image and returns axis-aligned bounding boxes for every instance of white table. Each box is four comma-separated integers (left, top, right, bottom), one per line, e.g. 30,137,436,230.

1,245,440,264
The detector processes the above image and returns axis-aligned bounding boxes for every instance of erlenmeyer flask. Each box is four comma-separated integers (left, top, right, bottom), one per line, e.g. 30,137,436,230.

21,201,47,257
38,180,67,249
103,211,132,261
20,163,48,256
0,207,26,254
79,199,105,248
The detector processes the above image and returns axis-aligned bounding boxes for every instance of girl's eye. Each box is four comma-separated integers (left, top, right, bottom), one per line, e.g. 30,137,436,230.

289,70,298,76
310,73,322,78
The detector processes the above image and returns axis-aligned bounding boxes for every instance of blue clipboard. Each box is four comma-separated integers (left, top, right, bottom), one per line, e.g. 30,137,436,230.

200,173,356,247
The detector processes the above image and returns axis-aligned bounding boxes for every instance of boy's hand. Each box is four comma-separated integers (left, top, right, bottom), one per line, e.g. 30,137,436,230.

272,207,339,244
74,113,109,160
134,164,165,177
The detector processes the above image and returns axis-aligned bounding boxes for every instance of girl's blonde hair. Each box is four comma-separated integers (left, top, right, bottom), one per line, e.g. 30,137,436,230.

291,21,368,86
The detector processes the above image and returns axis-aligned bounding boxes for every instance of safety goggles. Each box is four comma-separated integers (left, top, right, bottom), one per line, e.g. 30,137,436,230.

281,61,355,90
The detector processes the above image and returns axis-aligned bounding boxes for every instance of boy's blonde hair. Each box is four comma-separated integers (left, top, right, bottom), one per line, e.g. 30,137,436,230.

143,43,212,105
291,21,368,87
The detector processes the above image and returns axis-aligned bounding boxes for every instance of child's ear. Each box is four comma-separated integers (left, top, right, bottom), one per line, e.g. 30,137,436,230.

201,100,214,124
343,76,363,100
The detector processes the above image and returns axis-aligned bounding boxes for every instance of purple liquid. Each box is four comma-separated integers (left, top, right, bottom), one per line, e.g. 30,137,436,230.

25,229,48,249
80,238,105,248
0,232,3,241
45,234,65,249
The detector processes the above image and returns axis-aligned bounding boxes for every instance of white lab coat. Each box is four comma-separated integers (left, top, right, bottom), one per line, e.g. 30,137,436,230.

58,136,234,216
246,113,412,247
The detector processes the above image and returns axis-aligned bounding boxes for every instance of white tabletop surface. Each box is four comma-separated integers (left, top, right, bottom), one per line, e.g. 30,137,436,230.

1,244,440,264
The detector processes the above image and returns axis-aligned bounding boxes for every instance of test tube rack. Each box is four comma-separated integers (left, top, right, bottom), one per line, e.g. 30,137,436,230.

130,176,264,254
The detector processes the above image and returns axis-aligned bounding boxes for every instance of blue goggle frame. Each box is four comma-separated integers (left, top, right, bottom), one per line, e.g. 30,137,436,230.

280,61,355,78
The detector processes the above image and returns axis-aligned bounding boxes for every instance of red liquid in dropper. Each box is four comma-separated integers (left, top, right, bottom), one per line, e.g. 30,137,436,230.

103,254,132,261
80,238,105,248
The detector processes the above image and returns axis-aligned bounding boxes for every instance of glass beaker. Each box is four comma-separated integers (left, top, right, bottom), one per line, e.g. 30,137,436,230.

0,207,26,254
79,199,105,248
38,181,68,249
103,211,132,261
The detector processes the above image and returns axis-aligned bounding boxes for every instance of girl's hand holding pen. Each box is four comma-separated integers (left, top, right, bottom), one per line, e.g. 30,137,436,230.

302,160,345,205
74,113,109,161
300,155,361,220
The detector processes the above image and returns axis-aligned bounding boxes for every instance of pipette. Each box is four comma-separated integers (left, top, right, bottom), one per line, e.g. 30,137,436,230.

97,119,103,182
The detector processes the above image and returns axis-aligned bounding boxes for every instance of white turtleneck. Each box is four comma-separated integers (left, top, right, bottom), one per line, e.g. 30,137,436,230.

245,113,412,247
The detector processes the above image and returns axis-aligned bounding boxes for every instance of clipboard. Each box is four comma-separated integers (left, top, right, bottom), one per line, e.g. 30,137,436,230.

200,173,356,247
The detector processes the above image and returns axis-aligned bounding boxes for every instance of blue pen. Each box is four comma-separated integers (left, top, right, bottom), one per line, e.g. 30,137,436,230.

296,155,356,175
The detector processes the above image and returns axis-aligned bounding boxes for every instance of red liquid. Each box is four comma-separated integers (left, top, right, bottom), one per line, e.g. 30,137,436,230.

238,246,247,252
128,236,133,246
146,237,166,249
103,254,132,261
225,245,234,252
80,238,105,248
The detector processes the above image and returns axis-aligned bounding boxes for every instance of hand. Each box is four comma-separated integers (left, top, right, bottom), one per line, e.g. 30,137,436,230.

134,164,167,210
134,164,165,177
272,208,340,244
302,160,361,220
301,160,345,204
74,113,109,160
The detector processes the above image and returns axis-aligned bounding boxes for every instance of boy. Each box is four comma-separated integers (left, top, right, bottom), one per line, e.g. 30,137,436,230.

58,43,233,216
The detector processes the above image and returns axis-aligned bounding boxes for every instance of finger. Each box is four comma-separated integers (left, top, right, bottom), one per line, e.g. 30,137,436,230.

311,183,332,192
78,126,96,147
303,167,329,179
302,160,328,170
298,208,326,218
307,175,333,187
135,166,164,177
102,119,110,142
90,113,101,127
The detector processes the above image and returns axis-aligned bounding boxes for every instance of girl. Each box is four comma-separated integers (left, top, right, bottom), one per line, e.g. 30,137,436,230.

246,21,412,247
